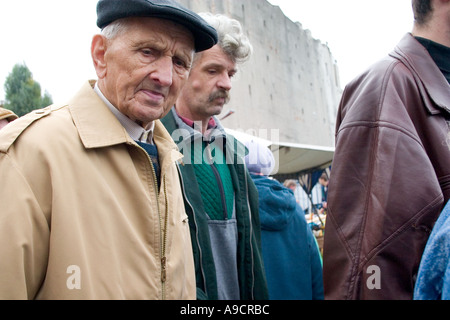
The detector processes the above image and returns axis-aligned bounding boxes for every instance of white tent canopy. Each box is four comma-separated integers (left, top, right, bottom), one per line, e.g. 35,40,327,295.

270,141,334,175
226,128,335,175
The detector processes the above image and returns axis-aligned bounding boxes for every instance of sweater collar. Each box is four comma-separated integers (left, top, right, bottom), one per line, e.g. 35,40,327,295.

170,107,226,144
176,112,218,132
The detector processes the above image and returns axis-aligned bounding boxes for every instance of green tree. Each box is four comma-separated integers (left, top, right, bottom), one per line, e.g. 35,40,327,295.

3,63,53,116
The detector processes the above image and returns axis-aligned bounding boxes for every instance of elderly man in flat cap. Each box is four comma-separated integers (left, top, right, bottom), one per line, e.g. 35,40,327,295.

0,0,217,300
0,107,18,130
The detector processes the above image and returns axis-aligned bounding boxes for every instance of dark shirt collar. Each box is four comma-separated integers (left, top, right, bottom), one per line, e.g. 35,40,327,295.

415,37,450,84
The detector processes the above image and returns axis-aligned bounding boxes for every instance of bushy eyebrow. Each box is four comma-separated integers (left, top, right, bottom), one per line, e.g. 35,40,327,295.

203,62,237,74
130,39,161,50
131,40,193,65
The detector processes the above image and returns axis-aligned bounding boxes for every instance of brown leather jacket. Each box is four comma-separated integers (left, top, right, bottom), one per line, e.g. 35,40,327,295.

323,33,450,300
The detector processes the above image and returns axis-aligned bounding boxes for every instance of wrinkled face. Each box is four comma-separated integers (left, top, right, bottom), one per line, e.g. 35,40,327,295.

176,45,237,122
93,17,195,128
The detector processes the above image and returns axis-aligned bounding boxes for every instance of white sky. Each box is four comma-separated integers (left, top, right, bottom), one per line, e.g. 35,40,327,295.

0,0,415,104
268,0,414,87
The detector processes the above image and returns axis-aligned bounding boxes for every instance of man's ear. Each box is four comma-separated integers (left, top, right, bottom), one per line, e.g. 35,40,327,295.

91,34,108,79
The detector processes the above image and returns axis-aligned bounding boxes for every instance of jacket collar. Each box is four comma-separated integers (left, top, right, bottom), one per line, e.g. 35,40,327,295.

69,80,133,149
391,33,450,114
93,82,155,144
69,81,182,167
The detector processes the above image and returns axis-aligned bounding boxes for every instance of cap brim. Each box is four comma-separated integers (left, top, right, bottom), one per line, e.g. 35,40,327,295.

97,0,218,52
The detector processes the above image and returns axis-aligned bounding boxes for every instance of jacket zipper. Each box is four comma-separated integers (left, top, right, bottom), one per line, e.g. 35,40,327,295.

177,163,208,297
243,162,256,300
160,174,169,300
137,144,168,300
205,143,228,220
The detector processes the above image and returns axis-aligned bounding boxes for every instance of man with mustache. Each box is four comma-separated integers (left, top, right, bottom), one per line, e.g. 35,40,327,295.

162,13,269,300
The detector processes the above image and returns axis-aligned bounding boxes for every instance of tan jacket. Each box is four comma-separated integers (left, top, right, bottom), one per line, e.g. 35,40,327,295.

0,81,195,300
0,107,18,122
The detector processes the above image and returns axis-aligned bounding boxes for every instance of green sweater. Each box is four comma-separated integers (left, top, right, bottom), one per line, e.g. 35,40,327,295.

191,139,234,220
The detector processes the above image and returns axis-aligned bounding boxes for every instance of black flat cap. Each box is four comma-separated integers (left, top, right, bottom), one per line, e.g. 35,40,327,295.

96,0,218,52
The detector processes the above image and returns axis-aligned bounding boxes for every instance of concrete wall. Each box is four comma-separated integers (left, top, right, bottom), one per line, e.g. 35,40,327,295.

178,0,342,148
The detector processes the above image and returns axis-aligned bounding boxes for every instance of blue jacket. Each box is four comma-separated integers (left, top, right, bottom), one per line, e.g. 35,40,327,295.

251,174,324,300
414,201,450,300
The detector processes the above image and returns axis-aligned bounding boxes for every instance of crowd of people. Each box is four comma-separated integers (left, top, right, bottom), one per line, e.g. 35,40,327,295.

0,0,448,301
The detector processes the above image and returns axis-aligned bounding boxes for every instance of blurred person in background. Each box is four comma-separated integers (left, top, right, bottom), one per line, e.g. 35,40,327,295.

246,139,324,300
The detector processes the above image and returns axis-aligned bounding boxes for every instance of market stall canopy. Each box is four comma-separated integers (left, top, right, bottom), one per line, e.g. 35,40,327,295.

270,141,334,175
226,128,335,175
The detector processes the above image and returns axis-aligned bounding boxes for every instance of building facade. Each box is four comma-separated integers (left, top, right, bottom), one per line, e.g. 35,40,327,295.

178,0,342,148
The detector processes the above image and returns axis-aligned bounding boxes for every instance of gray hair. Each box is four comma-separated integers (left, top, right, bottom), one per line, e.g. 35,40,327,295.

101,19,130,39
198,12,253,64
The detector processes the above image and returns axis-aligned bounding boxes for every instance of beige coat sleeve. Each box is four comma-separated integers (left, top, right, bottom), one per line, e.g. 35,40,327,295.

0,153,50,299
